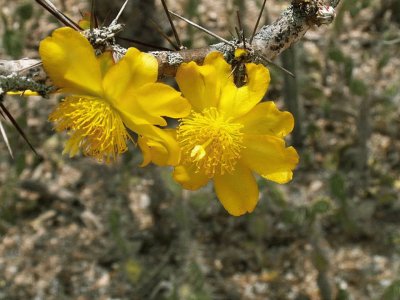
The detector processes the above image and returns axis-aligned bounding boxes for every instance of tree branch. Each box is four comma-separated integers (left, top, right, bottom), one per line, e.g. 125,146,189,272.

153,0,338,76
0,0,340,93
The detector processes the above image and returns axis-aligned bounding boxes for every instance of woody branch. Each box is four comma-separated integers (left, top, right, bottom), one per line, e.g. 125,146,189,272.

0,0,339,93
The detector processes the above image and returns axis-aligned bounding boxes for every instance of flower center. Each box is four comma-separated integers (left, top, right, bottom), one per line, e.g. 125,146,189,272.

49,96,131,163
177,107,244,177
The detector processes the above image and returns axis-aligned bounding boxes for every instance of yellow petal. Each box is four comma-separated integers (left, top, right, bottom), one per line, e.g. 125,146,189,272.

125,123,181,166
39,27,103,97
173,164,210,190
116,83,190,126
236,101,294,137
264,171,294,184
241,134,299,182
176,61,219,112
218,63,270,118
103,48,158,104
98,51,115,77
138,133,173,167
203,52,232,87
214,162,259,216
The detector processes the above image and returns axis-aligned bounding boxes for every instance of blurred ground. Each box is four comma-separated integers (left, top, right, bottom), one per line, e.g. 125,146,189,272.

1,0,400,299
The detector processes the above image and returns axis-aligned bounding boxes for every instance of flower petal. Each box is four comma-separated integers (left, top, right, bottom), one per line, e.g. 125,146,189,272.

203,52,232,87
116,83,190,126
263,170,294,184
138,131,174,167
241,134,299,183
236,101,294,137
124,122,182,166
103,48,158,104
219,63,270,118
98,51,115,77
214,162,259,216
39,27,103,96
176,61,219,112
173,164,210,190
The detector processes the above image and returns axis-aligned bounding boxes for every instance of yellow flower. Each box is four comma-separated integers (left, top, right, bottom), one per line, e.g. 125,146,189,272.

39,27,190,163
173,52,299,216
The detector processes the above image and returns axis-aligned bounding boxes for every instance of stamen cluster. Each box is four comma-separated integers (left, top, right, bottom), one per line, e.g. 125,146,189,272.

177,107,244,177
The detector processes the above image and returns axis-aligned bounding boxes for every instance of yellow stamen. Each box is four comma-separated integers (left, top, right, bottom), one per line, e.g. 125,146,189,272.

49,96,132,163
191,144,207,161
177,107,244,177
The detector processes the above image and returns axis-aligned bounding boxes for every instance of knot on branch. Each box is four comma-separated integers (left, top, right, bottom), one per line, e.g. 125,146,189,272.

315,5,336,25
292,0,336,26
83,24,127,58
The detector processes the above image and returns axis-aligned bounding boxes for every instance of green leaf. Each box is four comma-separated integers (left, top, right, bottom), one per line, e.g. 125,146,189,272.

381,280,400,300
349,79,367,96
312,199,332,215
378,52,390,70
328,47,345,63
344,57,354,84
282,207,310,226
16,2,33,22
3,30,24,59
336,288,351,300
329,173,346,202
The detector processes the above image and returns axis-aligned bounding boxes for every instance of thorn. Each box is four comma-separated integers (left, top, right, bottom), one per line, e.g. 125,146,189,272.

150,19,180,50
0,118,13,158
117,36,174,51
94,11,99,29
234,27,241,40
110,0,129,26
34,0,82,30
160,0,183,49
236,11,246,49
17,62,43,74
0,103,38,156
233,26,240,40
236,10,242,31
250,0,267,44
258,53,295,78
169,10,235,47
90,0,96,30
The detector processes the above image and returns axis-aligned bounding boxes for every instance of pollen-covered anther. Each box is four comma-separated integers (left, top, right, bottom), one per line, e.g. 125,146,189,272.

49,96,131,163
177,107,244,177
